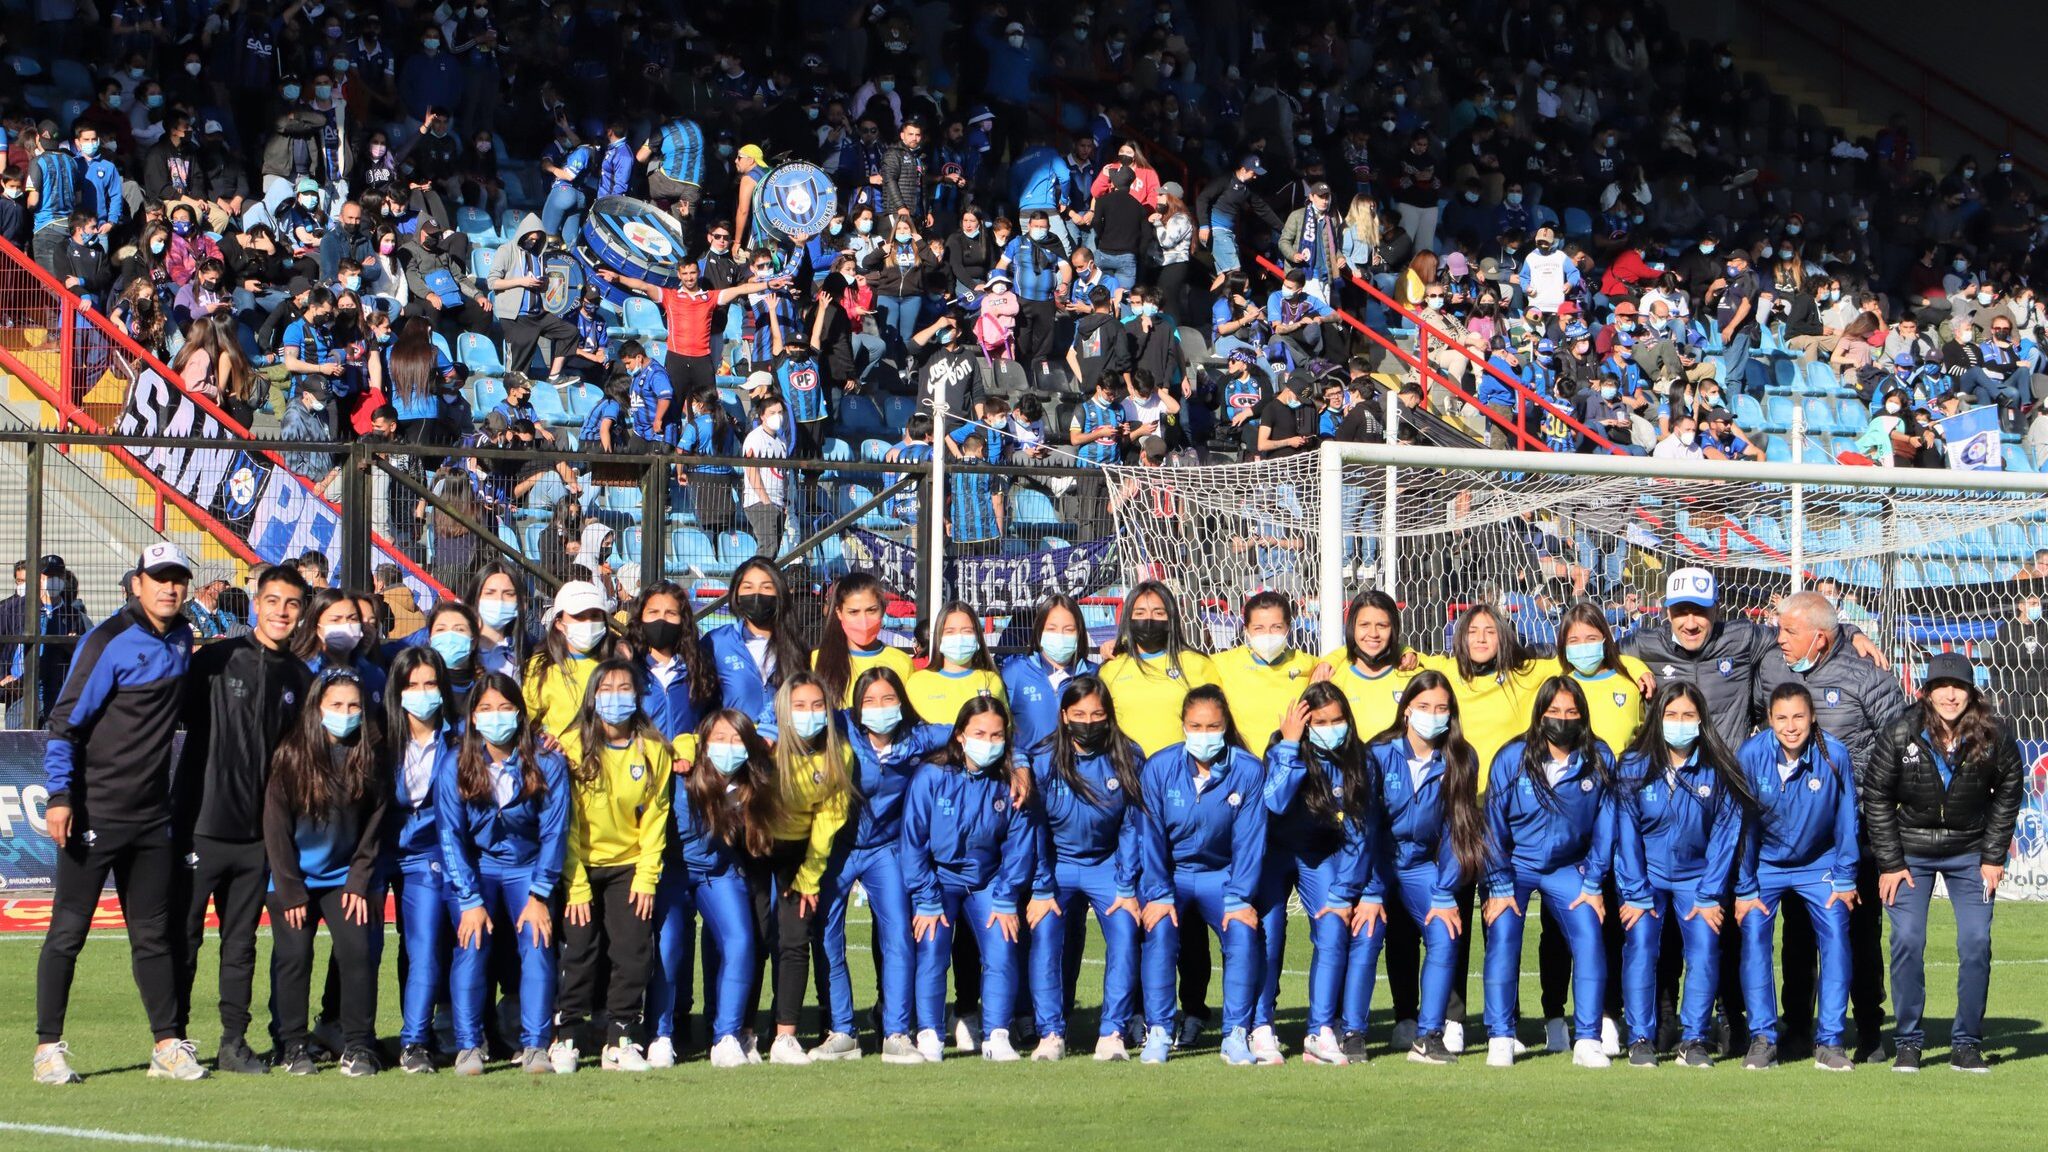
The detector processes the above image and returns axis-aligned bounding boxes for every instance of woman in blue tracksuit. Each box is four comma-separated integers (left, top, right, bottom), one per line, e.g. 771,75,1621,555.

816,666,946,1065
1255,681,1379,1066
900,696,1036,1063
1360,671,1489,1066
1135,685,1269,1066
705,558,809,731
1481,675,1616,1069
420,602,483,710
668,709,779,1070
1000,593,1098,755
1612,681,1753,1069
384,646,461,1074
295,586,389,706
435,672,569,1075
1023,675,1145,1062
1734,681,1861,1072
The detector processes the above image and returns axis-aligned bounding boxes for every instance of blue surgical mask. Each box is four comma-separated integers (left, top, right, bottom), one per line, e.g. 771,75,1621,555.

1565,641,1606,675
474,711,520,746
1663,718,1701,749
479,599,519,630
939,634,979,665
79,140,100,157
1040,632,1078,665
707,741,749,775
862,704,903,734
594,692,637,725
402,688,443,721
429,631,473,667
1789,633,1822,674
791,708,829,739
1308,722,1349,751
1029,226,1049,241
1183,729,1225,762
963,737,1006,769
2028,605,2043,623
146,93,164,109
283,84,301,101
1408,711,1451,741
322,709,362,739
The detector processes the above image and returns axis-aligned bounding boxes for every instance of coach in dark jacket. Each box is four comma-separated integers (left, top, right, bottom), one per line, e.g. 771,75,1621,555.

878,121,928,222
1861,653,2021,1073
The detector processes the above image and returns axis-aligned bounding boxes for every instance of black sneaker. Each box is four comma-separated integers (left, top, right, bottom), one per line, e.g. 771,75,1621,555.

339,1045,381,1077
214,1035,269,1075
278,1043,317,1076
1742,1036,1777,1070
1813,1044,1854,1072
1407,1033,1456,1065
1854,1036,1890,1065
400,1044,435,1075
1951,1045,1989,1074
1627,1040,1656,1068
1893,1045,1921,1074
1678,1041,1713,1069
1339,1031,1369,1062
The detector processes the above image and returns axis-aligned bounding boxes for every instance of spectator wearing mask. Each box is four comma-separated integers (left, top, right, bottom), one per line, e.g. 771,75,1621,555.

490,215,576,381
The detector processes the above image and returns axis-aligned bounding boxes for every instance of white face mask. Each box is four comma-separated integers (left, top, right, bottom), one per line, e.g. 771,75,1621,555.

763,412,785,433
1247,632,1288,662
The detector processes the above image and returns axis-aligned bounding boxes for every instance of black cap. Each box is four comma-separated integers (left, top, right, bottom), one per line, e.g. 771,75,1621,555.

286,275,313,297
1705,407,1735,423
38,555,64,576
1924,652,1976,692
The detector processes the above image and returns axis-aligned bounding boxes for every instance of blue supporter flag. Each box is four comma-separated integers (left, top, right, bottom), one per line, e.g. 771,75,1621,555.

1939,405,2003,471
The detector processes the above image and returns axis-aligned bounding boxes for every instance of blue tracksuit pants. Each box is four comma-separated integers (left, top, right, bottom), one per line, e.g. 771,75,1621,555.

1484,866,1606,1042
451,867,557,1051
394,860,454,1048
1369,862,1458,1035
647,867,755,1044
914,885,1019,1037
1256,846,1358,1034
820,842,915,1038
1741,867,1851,1047
1141,869,1264,1034
1028,857,1140,1039
1621,885,1721,1045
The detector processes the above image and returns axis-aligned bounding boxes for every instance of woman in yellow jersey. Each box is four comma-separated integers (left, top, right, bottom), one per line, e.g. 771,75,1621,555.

905,601,1008,728
750,672,852,1065
1552,603,1653,759
1314,590,1423,740
813,573,915,707
1426,604,1546,790
1098,581,1220,758
524,580,616,739
555,659,671,1073
1212,591,1320,758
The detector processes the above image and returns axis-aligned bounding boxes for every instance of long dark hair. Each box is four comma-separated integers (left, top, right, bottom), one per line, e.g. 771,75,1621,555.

465,561,533,659
384,646,456,754
1345,589,1404,671
388,316,438,408
933,695,1013,772
621,579,720,709
1621,681,1757,814
815,572,892,704
1296,681,1372,830
1031,593,1087,664
270,671,382,821
1517,676,1608,812
531,591,618,683
727,557,808,689
423,600,482,682
928,599,996,673
685,709,780,857
1113,580,1199,678
290,586,363,662
1049,674,1143,807
1555,601,1624,678
1180,684,1241,756
850,665,918,751
571,658,662,787
1371,671,1487,883
457,672,547,804
1451,601,1532,682
1919,679,2001,771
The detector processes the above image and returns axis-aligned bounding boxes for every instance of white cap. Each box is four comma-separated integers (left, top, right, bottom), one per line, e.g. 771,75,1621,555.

545,580,609,624
1665,567,1716,608
137,541,194,579
744,369,775,394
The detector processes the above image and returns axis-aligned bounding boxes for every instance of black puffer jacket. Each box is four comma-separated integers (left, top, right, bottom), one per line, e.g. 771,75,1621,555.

1861,712,2024,872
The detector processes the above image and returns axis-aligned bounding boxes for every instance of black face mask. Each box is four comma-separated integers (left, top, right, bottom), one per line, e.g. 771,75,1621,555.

1541,717,1586,749
735,593,778,626
1069,718,1114,753
1130,618,1171,652
641,619,683,652
1358,645,1395,671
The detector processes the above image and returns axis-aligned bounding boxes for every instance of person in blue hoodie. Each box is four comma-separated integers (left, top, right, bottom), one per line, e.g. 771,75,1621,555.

705,558,808,734
1481,675,1617,1069
384,646,460,1075
1361,671,1490,1066
1255,682,1379,1066
1612,681,1753,1069
262,671,389,1076
900,696,1036,1063
1135,685,1269,1065
622,581,720,744
1000,594,1098,756
435,673,568,1076
1734,681,1861,1072
1023,675,1146,1062
813,666,945,1065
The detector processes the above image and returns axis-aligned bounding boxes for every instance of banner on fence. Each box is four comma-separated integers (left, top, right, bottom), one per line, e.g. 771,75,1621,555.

843,529,1119,615
0,733,58,890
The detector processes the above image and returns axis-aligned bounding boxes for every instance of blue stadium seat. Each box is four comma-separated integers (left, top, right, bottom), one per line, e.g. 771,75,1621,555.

1764,395,1794,431
1733,394,1766,428
458,333,508,376
1800,397,1835,433
822,438,852,462
561,382,601,420
1012,488,1060,525
456,206,498,244
1764,435,1792,462
50,59,93,98
860,438,894,462
618,527,643,565
470,376,509,415
1769,358,1798,393
718,531,763,566
1920,560,1956,587
601,486,643,516
1834,398,1869,434
529,382,571,425
1530,204,1561,230
2005,446,2035,473
1561,207,1593,239
668,528,720,576
470,247,496,281
623,297,668,340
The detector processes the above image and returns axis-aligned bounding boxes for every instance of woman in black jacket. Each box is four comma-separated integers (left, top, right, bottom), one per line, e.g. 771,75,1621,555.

1861,652,2023,1074
944,208,998,294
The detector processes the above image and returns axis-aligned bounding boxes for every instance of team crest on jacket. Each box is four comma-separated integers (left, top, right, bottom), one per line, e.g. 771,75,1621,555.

1697,784,1712,798
1824,689,1840,705
1613,692,1627,707
1809,777,1822,791
812,770,825,784
1226,792,1242,807
1717,659,1734,676
1904,746,1921,762
994,799,1007,812
1106,777,1120,792
630,763,645,781
1167,668,1181,680
1579,778,1594,792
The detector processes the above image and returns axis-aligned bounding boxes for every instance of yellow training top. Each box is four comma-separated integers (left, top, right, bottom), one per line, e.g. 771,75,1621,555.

1319,650,1425,742
813,644,916,706
769,746,852,895
1566,655,1653,760
558,731,672,903
1099,649,1221,758
905,666,1008,728
1420,655,1550,791
523,652,601,738
1212,644,1319,757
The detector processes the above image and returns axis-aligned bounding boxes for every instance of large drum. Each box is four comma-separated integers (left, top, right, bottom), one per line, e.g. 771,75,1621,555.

757,161,839,242
574,195,694,305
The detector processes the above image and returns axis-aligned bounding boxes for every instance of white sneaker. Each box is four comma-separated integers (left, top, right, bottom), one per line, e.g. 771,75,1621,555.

981,1029,1020,1062
737,1030,763,1064
1487,1037,1517,1067
809,1031,862,1061
1443,1020,1466,1054
1093,1033,1129,1062
645,1036,676,1069
1390,1019,1418,1052
1031,1035,1065,1062
1601,1016,1622,1057
32,1042,82,1085
1544,1018,1570,1053
768,1034,812,1066
602,1041,650,1072
548,1038,578,1074
708,1036,747,1069
915,1029,944,1063
880,1034,925,1064
1301,1026,1348,1066
1512,1037,1529,1055
1574,1038,1613,1068
1248,1025,1284,1065
953,1011,981,1052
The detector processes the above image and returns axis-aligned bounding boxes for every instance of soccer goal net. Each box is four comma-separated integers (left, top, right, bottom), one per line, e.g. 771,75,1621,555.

1105,441,2048,897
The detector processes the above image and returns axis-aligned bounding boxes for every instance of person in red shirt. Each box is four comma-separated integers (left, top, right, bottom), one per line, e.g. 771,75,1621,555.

600,261,774,394
1599,237,1663,300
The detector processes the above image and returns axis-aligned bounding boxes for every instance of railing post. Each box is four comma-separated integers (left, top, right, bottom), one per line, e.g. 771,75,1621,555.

1790,406,1806,593
22,438,42,728
57,300,75,420
1416,326,1430,408
340,441,372,589
640,455,668,578
923,403,948,616
1316,441,1344,650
